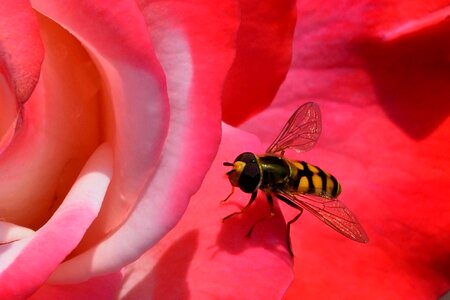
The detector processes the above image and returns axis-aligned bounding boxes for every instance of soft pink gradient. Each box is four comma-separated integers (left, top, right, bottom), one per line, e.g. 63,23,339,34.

31,0,171,282
0,144,113,298
0,14,101,231
0,0,242,297
39,0,236,284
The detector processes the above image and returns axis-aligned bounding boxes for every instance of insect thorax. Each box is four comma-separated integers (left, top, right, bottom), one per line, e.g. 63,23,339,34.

258,155,291,190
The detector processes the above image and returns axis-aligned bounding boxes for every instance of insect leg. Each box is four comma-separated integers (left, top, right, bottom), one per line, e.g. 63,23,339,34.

222,191,258,222
246,193,276,237
276,194,304,257
285,211,303,257
221,186,235,203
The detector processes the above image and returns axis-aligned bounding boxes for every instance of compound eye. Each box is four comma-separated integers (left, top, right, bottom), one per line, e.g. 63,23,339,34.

235,152,261,193
244,158,260,174
234,152,256,164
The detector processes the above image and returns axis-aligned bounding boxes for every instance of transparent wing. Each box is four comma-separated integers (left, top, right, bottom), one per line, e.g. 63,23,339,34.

278,191,368,243
266,102,322,154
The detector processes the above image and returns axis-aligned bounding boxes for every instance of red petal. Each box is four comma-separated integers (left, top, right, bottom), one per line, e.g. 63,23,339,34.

242,2,450,299
221,0,297,125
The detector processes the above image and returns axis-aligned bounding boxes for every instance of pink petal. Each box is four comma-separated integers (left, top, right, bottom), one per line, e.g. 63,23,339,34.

0,144,113,298
221,0,297,125
30,272,122,300
0,1,43,150
31,0,170,253
0,17,101,229
241,2,450,299
120,124,294,299
0,71,19,152
35,0,236,283
0,110,20,154
381,6,450,41
0,1,44,102
0,222,34,244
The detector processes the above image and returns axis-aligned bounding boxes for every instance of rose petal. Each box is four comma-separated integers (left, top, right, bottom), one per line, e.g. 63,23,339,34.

358,9,450,140
40,0,236,283
221,0,297,125
0,0,44,102
31,0,170,250
0,109,20,154
0,144,112,298
30,272,122,300
241,2,450,298
381,6,450,41
0,15,101,229
0,222,34,244
120,124,294,299
0,71,19,151
0,1,43,152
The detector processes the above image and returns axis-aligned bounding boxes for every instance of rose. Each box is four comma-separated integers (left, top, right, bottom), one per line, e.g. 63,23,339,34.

2,0,229,298
2,0,230,298
119,1,450,300
0,1,229,298
0,0,296,298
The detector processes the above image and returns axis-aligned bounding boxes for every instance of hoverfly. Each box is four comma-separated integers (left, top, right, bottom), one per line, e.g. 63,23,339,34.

223,102,368,257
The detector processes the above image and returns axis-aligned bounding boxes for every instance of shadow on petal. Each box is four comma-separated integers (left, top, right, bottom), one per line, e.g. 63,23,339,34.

124,230,198,300
357,18,450,140
215,194,290,258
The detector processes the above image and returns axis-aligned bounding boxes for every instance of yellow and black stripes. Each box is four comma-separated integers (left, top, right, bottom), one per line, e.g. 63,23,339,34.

290,161,341,198
250,154,341,199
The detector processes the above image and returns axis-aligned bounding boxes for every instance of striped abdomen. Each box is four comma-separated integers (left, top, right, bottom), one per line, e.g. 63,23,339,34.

287,160,341,198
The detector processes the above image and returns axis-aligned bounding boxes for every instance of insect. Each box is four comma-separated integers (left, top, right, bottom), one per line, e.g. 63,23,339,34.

223,102,368,257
